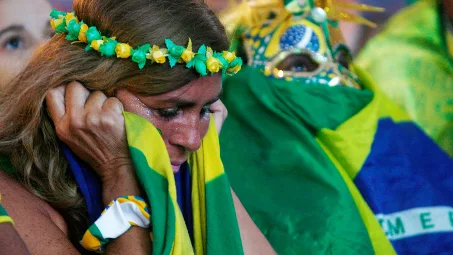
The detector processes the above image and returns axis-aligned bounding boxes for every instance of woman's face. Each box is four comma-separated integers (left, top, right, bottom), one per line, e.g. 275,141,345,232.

116,75,222,172
0,0,53,91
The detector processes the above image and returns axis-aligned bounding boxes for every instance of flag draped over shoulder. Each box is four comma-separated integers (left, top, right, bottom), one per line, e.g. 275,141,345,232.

124,112,243,255
220,66,453,255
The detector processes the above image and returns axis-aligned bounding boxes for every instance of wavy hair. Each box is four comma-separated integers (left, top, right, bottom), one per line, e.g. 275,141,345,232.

0,0,228,248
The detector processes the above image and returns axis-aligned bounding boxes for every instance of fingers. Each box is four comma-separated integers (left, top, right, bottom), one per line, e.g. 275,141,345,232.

46,85,66,123
210,100,228,134
66,81,90,117
102,97,124,115
85,91,108,111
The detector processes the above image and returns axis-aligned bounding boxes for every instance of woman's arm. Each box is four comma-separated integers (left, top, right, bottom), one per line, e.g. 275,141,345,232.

232,190,276,255
0,224,30,255
0,171,79,254
46,82,152,254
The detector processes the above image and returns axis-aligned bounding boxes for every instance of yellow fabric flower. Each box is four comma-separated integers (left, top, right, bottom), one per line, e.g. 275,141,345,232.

147,45,167,64
181,50,195,63
223,51,236,63
91,40,104,51
228,64,242,75
65,12,78,25
116,43,132,58
78,24,89,42
50,18,63,30
207,57,221,73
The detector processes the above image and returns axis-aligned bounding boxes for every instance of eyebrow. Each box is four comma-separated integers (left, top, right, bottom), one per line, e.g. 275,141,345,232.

166,88,223,108
0,25,24,37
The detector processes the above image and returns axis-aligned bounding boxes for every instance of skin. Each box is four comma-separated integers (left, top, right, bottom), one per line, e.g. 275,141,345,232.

444,0,453,19
0,0,53,91
1,75,275,254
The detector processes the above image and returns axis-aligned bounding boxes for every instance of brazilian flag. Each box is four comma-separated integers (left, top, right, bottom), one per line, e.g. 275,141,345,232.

220,66,453,254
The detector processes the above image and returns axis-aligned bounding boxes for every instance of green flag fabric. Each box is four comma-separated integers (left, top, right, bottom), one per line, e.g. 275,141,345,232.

220,65,453,254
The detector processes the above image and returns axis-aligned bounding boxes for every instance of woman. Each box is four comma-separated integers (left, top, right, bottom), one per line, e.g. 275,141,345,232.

0,0,274,254
0,0,53,91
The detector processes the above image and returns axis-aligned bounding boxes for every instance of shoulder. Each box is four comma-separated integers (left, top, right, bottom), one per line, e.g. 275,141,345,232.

0,171,79,254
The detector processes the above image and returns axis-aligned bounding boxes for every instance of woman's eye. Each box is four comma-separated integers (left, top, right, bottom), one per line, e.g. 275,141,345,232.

4,36,24,51
200,105,214,117
156,107,181,120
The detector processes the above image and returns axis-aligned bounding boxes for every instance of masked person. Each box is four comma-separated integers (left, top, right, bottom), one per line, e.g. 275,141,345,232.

219,1,453,254
0,0,275,254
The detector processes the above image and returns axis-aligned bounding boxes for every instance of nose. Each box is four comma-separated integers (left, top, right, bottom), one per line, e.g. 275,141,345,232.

170,116,202,152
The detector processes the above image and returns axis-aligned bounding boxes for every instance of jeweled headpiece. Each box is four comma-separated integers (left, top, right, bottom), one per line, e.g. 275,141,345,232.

219,0,383,88
49,9,243,76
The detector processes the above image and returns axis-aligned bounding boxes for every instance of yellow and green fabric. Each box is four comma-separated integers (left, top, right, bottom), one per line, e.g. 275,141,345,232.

356,0,453,157
0,197,13,225
220,66,453,254
124,112,243,255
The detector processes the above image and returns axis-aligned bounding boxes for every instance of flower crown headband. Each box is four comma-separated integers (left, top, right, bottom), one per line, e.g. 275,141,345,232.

49,9,243,76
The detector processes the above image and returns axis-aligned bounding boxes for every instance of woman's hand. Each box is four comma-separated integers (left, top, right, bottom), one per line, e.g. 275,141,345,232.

45,82,131,184
210,100,228,134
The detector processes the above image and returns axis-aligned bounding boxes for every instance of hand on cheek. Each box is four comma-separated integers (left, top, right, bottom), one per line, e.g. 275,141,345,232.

46,82,131,182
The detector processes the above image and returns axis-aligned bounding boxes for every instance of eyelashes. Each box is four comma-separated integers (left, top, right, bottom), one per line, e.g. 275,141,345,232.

156,105,213,121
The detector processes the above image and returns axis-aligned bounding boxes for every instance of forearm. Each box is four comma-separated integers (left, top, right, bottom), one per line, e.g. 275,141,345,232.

0,224,30,255
232,190,276,255
102,166,152,254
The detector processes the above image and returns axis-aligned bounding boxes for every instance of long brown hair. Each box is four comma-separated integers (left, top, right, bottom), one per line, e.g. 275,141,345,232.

0,0,228,247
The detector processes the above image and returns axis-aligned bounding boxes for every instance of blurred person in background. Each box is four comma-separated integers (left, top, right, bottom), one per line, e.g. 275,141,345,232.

0,0,53,91
357,0,453,156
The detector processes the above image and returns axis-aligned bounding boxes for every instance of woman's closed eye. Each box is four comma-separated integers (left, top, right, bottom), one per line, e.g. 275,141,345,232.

155,105,214,121
156,107,182,121
200,105,214,118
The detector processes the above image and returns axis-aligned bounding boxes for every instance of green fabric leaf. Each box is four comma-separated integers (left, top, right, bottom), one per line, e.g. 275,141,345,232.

50,8,66,19
86,26,102,43
99,39,118,57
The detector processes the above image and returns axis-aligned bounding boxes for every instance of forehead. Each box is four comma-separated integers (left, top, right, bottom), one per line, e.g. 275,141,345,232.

137,75,222,103
0,0,52,34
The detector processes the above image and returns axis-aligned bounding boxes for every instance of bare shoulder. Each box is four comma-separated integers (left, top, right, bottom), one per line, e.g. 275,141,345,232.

0,171,79,254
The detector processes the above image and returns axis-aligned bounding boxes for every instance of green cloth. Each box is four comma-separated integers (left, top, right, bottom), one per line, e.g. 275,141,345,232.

356,0,453,156
220,66,375,254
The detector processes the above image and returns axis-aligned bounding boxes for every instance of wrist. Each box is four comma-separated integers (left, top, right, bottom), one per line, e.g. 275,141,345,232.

101,165,142,206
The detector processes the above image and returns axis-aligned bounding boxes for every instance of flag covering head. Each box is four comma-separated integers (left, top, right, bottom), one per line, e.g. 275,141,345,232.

124,112,243,255
220,65,453,255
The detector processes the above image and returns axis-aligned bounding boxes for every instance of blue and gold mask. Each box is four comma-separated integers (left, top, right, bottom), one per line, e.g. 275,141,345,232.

220,0,383,88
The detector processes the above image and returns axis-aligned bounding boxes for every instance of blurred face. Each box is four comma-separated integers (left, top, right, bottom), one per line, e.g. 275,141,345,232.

0,0,53,90
116,75,222,172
